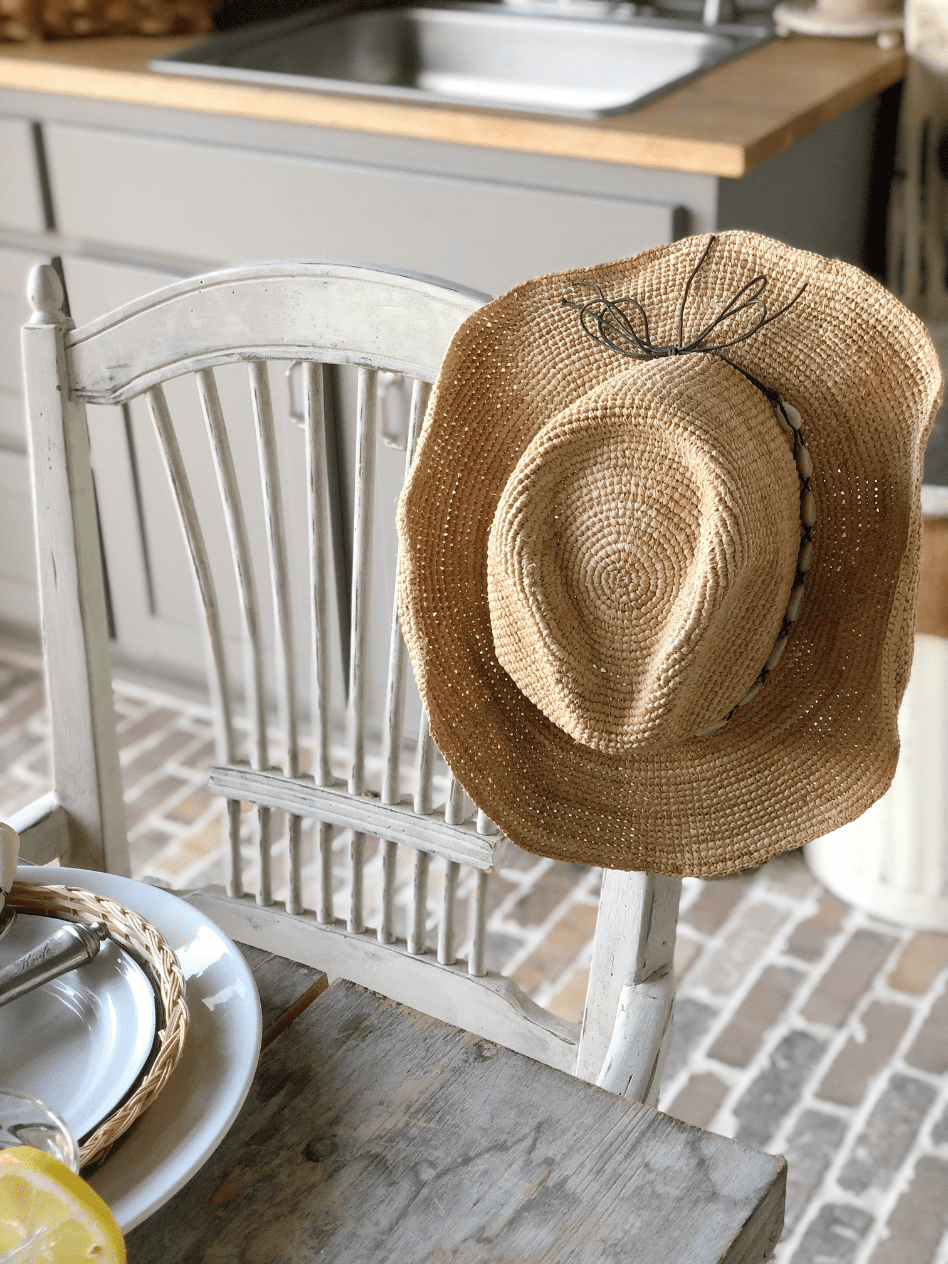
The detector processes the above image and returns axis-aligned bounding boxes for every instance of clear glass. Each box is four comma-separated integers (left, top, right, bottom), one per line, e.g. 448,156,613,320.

0,1089,79,1173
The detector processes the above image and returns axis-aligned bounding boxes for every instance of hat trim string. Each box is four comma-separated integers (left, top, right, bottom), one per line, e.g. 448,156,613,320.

562,234,808,360
562,236,814,736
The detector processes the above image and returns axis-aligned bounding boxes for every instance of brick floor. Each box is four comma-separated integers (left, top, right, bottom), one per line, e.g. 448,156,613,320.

816,1002,914,1107
3,652,948,1263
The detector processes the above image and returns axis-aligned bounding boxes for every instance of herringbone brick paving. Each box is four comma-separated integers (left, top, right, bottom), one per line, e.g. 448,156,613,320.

2,652,948,1263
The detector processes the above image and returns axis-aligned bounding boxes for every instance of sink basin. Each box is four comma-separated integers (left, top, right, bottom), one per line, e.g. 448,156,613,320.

151,2,773,118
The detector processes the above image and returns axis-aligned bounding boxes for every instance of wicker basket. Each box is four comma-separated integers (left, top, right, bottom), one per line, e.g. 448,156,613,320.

0,0,217,43
8,880,189,1169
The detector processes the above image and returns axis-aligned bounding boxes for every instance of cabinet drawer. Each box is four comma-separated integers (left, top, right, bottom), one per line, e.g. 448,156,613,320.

44,123,685,294
0,117,46,233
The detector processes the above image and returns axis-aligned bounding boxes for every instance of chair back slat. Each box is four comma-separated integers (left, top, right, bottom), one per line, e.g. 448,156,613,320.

405,379,432,466
316,821,334,924
256,806,273,906
380,381,430,809
251,359,307,917
195,367,269,772
476,809,499,838
414,711,436,816
408,849,430,955
468,869,489,977
303,361,334,789
438,859,461,966
249,360,300,779
225,799,244,900
146,383,236,766
445,777,466,827
348,366,378,797
378,837,398,944
286,815,304,916
381,608,408,806
348,832,366,933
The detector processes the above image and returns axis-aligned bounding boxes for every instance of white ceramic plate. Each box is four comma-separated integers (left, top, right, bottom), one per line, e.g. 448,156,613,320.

13,866,262,1233
0,913,156,1141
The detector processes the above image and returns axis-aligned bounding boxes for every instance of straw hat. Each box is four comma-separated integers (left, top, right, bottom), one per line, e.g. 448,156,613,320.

396,232,943,877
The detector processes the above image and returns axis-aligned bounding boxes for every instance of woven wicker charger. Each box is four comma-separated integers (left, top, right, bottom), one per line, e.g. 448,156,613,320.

7,880,189,1169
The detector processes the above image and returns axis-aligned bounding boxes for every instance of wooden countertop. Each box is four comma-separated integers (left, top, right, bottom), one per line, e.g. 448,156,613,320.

0,28,903,177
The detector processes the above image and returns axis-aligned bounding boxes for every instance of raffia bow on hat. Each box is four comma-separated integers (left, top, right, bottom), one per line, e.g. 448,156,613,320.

396,232,944,877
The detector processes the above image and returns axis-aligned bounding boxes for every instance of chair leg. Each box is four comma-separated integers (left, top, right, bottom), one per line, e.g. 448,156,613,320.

596,966,675,1102
576,869,682,1096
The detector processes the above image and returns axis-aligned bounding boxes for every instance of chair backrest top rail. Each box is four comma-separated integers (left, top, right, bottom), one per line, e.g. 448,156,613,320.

63,264,489,404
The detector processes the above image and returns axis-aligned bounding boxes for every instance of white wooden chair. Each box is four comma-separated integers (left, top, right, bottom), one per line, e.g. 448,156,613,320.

15,260,683,1104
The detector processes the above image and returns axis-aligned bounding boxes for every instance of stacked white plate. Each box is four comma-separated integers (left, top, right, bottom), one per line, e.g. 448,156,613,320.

1,867,262,1232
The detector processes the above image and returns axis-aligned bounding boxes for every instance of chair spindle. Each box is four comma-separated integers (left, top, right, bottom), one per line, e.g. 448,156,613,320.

414,711,435,816
408,849,430,954
287,815,303,915
468,868,489,977
316,820,334,923
304,363,333,789
446,777,466,826
378,838,398,944
146,384,236,768
196,367,268,774
438,859,460,965
257,806,273,906
349,831,366,933
249,361,300,780
226,799,244,900
348,366,378,797
381,607,407,807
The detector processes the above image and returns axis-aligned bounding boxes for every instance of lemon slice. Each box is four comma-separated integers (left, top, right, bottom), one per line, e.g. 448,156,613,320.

0,1146,125,1262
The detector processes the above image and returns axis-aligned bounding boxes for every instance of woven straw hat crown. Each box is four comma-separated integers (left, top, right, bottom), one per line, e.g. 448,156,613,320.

397,232,944,876
487,353,801,752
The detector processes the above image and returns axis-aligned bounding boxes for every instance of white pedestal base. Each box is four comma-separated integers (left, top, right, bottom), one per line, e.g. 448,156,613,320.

806,633,948,932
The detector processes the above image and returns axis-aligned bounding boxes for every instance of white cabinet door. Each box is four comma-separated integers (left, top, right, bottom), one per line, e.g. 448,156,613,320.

44,124,684,295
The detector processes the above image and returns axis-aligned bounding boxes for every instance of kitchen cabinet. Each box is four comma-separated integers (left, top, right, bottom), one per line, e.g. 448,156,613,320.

0,68,883,689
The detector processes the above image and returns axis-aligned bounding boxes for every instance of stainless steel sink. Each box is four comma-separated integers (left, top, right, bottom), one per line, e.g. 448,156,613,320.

151,2,773,118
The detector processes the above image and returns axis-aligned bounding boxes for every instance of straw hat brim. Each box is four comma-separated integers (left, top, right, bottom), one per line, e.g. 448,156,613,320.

397,232,944,877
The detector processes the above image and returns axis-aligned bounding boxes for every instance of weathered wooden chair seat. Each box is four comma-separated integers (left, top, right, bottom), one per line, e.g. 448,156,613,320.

127,949,786,1264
